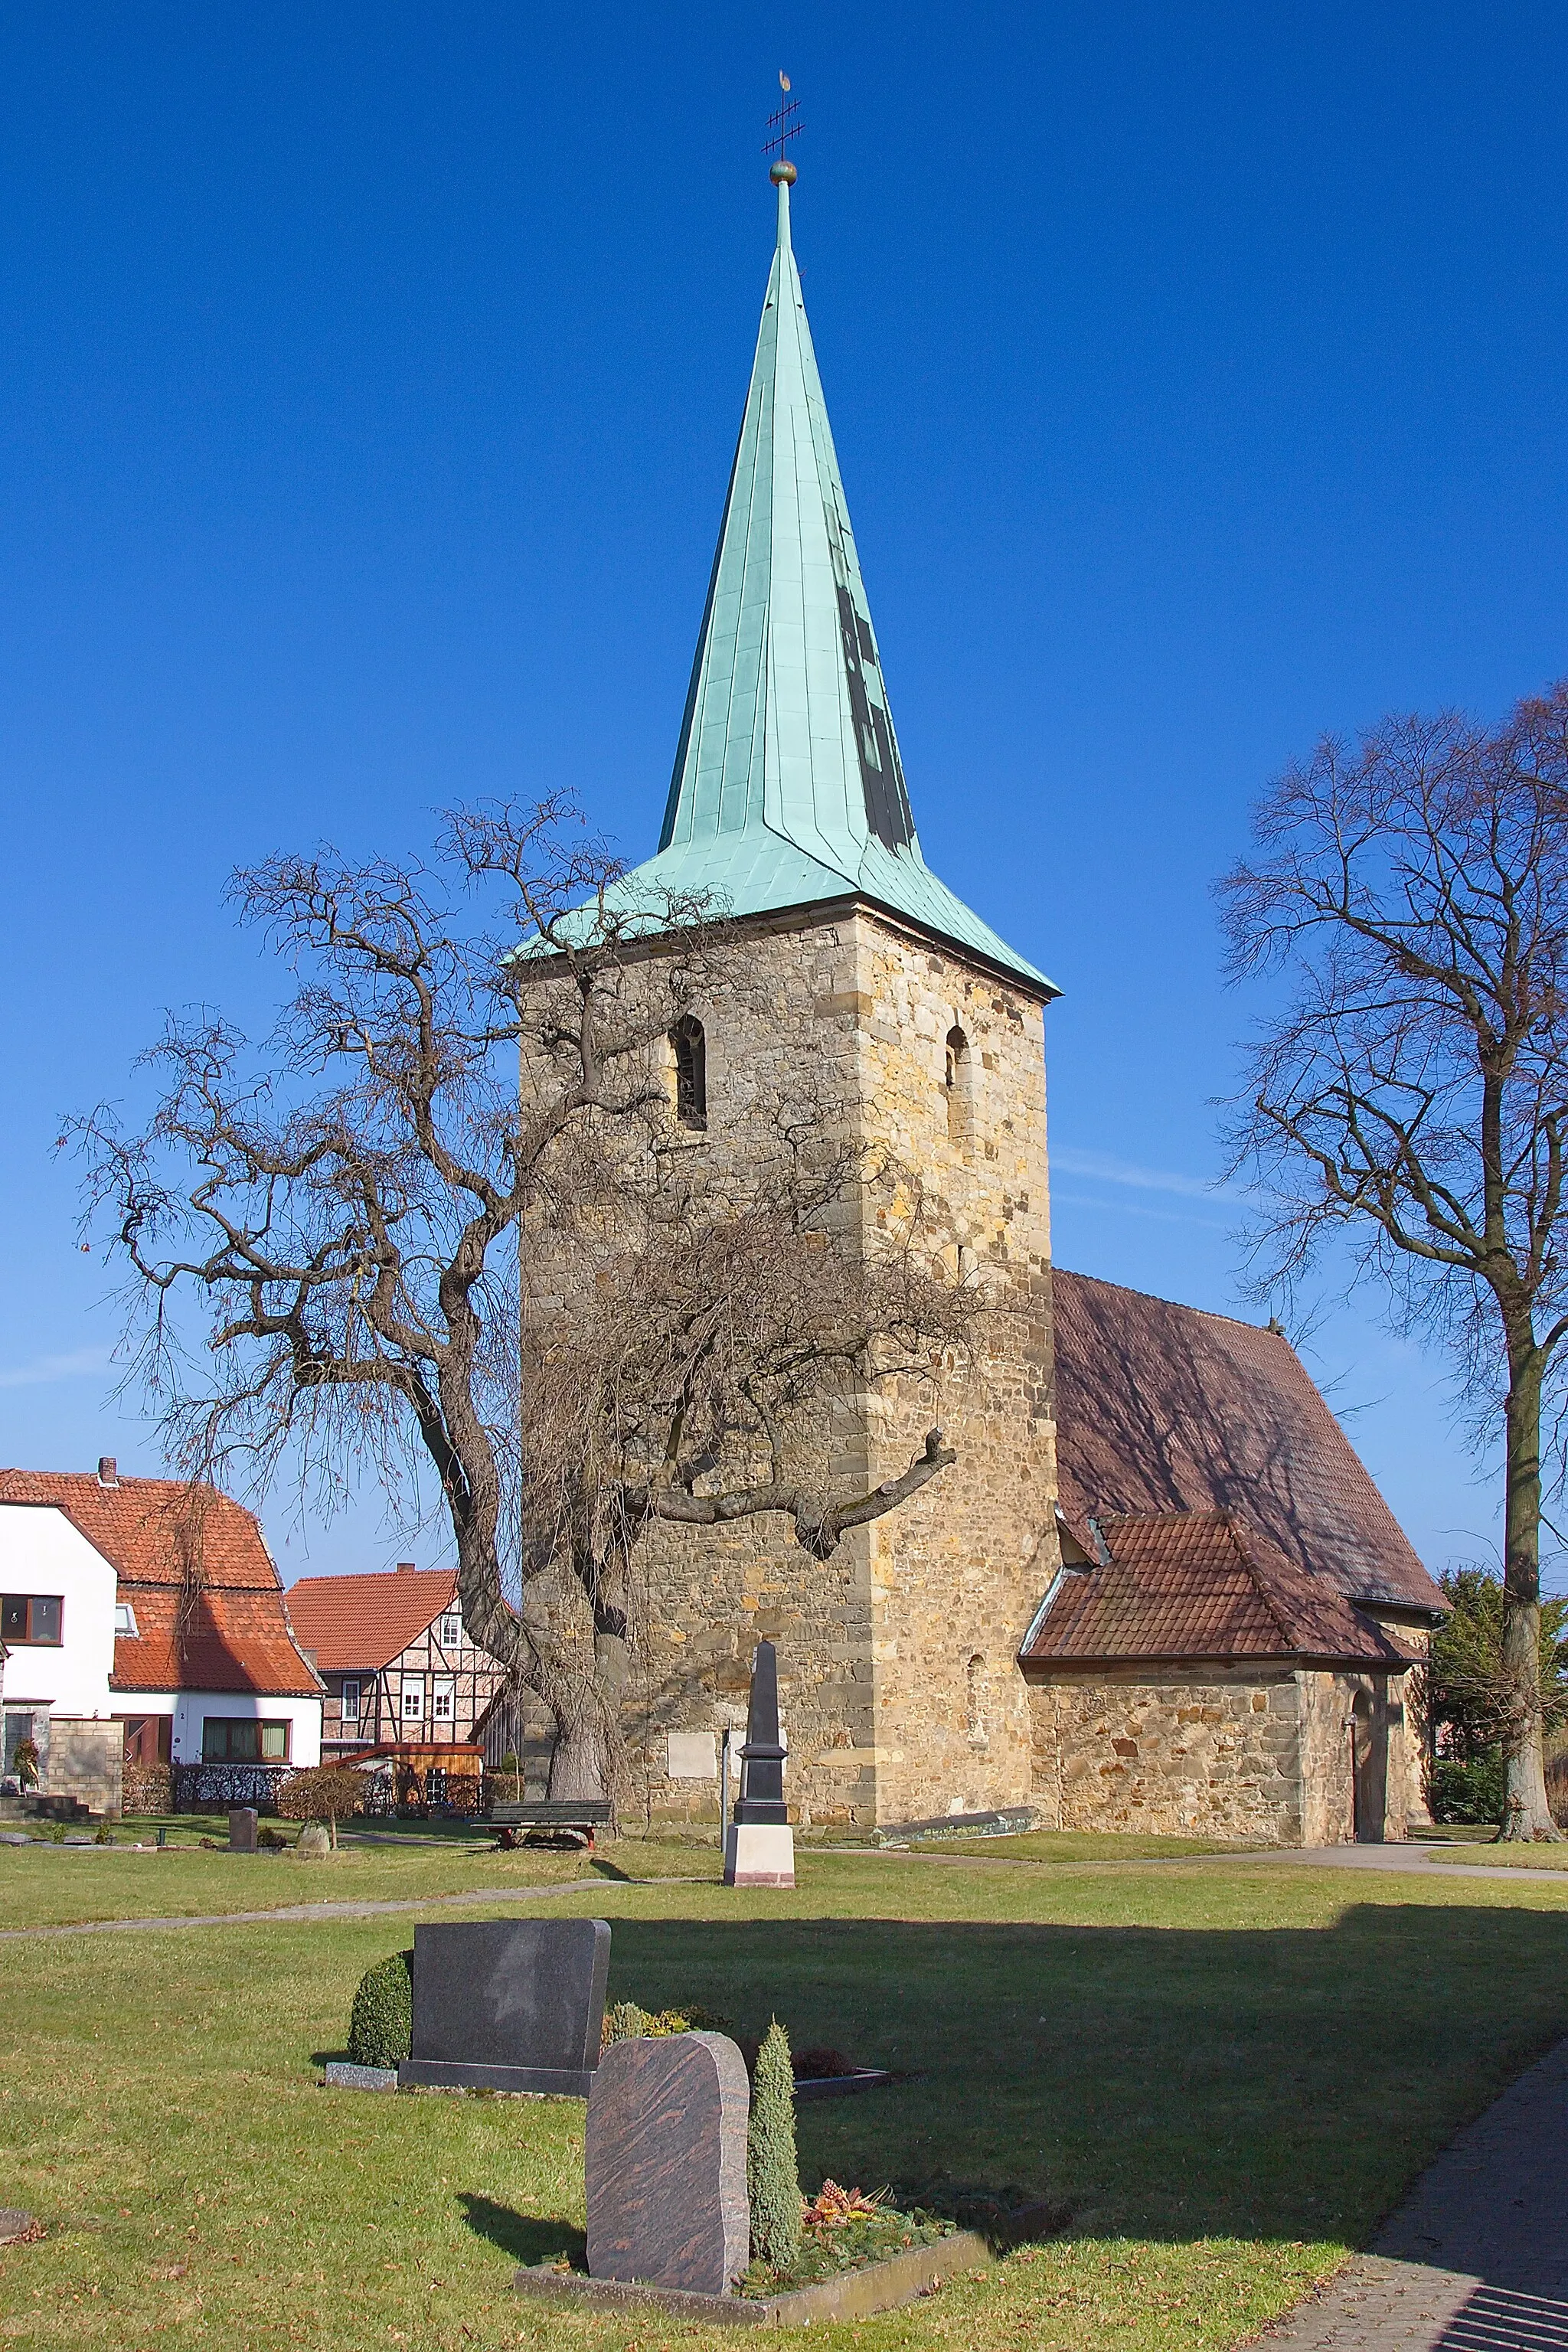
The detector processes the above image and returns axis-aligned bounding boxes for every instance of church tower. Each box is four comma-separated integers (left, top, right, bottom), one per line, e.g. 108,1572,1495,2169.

622,161,1060,1831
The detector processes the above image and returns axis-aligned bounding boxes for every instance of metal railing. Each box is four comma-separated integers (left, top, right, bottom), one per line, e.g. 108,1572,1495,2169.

169,1762,292,1813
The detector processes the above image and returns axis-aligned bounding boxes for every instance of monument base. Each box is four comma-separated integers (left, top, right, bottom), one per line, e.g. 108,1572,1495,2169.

724,1822,795,1888
398,2060,596,2096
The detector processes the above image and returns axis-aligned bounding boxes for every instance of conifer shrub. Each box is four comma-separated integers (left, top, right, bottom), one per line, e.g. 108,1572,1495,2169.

747,2018,802,2269
347,1951,413,2069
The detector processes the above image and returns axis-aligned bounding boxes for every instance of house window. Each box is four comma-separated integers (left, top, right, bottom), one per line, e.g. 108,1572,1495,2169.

114,1601,139,1638
671,1015,707,1129
436,1614,462,1649
432,1677,455,1723
401,1680,424,1723
340,1679,361,1726
201,1719,290,1763
0,1596,63,1645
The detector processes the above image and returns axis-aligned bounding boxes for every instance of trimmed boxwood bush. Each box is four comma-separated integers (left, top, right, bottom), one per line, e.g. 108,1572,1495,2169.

347,1951,413,2069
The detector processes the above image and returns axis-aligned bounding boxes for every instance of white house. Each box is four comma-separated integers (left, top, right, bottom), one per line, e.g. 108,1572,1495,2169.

0,1460,322,1812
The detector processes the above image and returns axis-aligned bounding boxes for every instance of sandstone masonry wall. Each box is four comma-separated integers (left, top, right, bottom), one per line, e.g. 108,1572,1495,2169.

626,905,1058,1831
1028,1668,1305,1842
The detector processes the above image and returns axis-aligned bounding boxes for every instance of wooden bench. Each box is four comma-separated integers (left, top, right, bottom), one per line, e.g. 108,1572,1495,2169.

487,1798,612,1851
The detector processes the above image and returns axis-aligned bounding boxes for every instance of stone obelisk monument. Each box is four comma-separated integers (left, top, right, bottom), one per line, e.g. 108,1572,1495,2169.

724,1641,795,1888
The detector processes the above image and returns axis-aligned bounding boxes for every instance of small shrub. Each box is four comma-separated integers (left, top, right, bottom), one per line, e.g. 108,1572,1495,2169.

1432,1753,1506,1825
601,2000,733,2050
256,1824,288,1850
347,1952,413,2069
122,1762,172,1815
747,2018,802,2269
277,1765,364,1848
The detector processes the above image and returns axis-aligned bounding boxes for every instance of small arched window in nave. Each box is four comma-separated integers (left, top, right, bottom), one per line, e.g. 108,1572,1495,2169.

671,1014,707,1130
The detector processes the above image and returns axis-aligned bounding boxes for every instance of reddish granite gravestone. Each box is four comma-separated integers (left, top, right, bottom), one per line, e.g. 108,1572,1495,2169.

227,1808,259,1853
586,2033,750,2295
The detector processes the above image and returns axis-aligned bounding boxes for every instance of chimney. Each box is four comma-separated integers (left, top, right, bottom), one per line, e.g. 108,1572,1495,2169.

396,1561,416,1575
97,1456,119,1488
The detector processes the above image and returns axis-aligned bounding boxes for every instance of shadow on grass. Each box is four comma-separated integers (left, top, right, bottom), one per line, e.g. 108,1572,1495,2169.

459,2194,583,2268
590,1857,633,1883
590,1903,1568,2256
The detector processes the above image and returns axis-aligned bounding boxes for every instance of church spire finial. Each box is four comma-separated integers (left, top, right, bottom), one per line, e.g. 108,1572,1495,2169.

764,70,801,185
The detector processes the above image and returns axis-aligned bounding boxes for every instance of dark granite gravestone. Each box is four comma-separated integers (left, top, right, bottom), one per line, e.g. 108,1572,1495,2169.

585,2033,750,2295
398,1917,610,2095
227,1807,258,1852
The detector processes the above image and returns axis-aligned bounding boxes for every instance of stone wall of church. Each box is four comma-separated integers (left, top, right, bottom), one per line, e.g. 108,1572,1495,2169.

624,903,1058,1832
1029,1661,1426,1845
1027,1668,1306,1843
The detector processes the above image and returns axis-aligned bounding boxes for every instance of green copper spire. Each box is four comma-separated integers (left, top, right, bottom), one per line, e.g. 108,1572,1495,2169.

613,172,1055,996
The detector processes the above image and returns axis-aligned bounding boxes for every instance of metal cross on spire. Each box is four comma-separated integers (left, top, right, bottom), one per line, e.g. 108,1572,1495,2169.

763,70,802,182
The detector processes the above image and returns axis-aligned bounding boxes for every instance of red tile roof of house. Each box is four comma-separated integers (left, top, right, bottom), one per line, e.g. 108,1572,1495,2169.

283,1566,459,1672
0,1468,322,1697
1020,1274,1446,1670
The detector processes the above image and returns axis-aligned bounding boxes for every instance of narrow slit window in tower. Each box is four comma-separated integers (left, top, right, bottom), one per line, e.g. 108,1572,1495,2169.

671,1015,707,1130
946,1025,972,1146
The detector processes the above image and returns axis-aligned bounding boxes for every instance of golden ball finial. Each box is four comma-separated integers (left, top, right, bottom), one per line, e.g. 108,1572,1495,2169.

769,158,797,186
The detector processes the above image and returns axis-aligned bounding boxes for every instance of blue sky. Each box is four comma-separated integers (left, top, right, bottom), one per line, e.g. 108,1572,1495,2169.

2,4,1565,1585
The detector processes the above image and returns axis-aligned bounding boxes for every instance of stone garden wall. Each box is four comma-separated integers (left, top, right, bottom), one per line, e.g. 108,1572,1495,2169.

44,1717,123,1818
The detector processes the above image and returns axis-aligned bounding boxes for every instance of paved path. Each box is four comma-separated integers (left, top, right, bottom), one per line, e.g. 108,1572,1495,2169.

0,1876,660,1941
1259,2037,1568,2350
842,1841,1568,1887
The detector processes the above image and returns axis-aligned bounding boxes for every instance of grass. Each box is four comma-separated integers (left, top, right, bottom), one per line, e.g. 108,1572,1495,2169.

1429,1841,1568,1866
901,1830,1257,1863
2,1849,1567,2349
0,1824,716,1930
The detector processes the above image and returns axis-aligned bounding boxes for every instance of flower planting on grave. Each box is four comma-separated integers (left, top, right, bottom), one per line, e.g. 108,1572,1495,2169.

346,1951,413,2069
739,2179,955,2298
600,1999,733,2047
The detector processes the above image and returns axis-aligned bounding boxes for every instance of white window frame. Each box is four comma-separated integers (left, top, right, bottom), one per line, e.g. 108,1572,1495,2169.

114,1601,139,1638
400,1679,424,1723
432,1677,456,1723
436,1613,462,1649
340,1678,361,1726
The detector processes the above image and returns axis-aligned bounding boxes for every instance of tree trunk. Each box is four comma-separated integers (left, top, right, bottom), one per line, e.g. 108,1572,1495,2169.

547,1701,616,1802
1499,1346,1560,1840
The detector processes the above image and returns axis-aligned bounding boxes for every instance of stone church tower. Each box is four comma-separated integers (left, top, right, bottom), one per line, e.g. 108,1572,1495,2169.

610,165,1061,1833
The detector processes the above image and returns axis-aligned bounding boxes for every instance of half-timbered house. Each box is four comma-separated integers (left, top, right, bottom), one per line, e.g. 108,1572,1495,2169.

284,1564,505,1759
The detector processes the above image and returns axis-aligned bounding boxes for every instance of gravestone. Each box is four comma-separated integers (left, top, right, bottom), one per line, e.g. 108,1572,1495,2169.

227,1807,259,1852
724,1638,795,1888
398,1917,610,2095
586,2033,750,2294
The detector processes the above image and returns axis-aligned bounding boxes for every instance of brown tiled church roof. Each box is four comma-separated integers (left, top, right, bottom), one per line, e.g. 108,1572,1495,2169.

284,1566,459,1673
0,1468,322,1697
1021,1273,1446,1670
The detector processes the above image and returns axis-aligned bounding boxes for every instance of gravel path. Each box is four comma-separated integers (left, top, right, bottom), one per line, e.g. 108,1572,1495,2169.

0,1876,675,1941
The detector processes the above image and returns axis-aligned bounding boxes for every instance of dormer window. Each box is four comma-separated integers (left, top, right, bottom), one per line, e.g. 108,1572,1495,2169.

114,1601,139,1638
671,1015,707,1130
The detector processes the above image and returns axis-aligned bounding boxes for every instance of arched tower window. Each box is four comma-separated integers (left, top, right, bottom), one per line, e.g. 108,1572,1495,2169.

671,1015,707,1130
965,1652,988,1745
945,1025,972,1147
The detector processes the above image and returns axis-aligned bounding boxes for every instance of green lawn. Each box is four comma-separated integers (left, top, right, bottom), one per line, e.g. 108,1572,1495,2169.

0,1824,715,1929
902,1829,1257,1863
2,1849,1566,2350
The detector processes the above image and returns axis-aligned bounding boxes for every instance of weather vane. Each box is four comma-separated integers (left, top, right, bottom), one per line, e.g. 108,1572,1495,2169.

763,70,802,184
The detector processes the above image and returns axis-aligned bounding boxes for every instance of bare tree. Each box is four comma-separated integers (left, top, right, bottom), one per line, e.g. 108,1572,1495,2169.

1217,682,1568,1838
75,800,968,1800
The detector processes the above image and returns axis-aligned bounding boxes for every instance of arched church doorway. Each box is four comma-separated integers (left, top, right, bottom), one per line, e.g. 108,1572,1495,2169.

1349,1685,1387,1843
